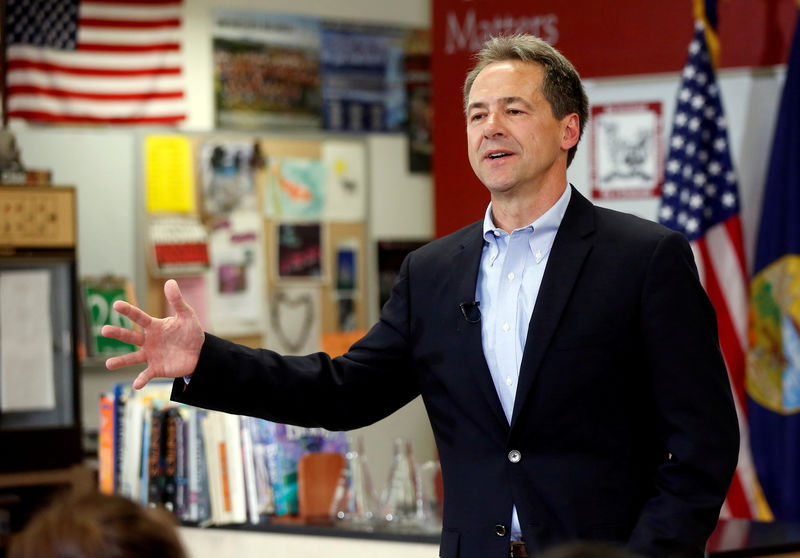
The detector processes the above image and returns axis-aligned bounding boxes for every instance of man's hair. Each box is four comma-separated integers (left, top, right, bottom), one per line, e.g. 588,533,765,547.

9,493,187,558
463,34,589,167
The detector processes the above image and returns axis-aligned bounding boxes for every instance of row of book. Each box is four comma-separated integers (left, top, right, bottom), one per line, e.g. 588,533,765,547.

98,381,348,525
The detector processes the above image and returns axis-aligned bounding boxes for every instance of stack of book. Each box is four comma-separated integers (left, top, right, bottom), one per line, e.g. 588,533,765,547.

98,381,348,525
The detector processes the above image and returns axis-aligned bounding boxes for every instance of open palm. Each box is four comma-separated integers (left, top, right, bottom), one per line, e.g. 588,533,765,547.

102,279,205,389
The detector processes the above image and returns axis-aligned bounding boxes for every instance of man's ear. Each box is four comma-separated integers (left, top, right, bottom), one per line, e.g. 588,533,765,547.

561,113,580,151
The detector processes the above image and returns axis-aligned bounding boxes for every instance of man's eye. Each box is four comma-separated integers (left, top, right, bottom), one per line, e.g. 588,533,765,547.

470,114,485,121
508,109,522,115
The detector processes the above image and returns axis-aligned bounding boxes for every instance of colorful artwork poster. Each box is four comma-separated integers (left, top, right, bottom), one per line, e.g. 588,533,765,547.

199,141,257,215
320,21,406,132
404,29,432,173
212,11,321,130
277,223,322,279
265,158,325,220
208,212,266,336
591,101,663,199
82,280,135,356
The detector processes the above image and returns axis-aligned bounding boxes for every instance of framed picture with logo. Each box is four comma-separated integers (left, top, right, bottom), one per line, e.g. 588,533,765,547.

591,101,663,200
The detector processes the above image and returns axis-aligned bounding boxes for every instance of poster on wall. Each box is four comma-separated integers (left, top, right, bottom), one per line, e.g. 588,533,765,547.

333,239,359,331
147,217,210,277
266,285,321,355
276,223,322,279
264,158,325,220
320,22,406,132
212,11,321,130
321,141,366,221
591,101,663,199
145,135,196,214
207,212,266,336
404,29,432,173
199,140,258,215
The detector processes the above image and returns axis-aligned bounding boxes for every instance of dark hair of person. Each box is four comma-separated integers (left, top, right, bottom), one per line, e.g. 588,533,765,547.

8,492,187,558
463,34,590,167
538,541,644,558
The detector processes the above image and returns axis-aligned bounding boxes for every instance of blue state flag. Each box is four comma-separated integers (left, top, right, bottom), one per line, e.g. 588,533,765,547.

747,3,800,521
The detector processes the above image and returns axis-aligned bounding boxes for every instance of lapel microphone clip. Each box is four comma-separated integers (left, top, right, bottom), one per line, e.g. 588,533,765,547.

459,300,481,323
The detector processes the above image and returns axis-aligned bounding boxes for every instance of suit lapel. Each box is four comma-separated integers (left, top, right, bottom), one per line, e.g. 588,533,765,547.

510,188,596,428
450,223,509,432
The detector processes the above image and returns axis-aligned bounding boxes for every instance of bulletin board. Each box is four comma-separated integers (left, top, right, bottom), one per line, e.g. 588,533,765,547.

143,133,368,353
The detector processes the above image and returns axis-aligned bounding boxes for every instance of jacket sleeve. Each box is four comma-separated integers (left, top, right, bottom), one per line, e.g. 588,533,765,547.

170,256,420,431
628,231,739,557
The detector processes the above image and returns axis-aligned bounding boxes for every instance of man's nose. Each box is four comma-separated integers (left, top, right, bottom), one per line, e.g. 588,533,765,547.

483,113,506,137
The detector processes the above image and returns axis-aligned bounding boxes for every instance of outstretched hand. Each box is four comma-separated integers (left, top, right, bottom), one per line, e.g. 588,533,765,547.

102,279,205,390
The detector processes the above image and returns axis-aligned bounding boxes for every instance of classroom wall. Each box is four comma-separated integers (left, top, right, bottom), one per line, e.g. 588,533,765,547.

8,0,788,509
9,0,434,492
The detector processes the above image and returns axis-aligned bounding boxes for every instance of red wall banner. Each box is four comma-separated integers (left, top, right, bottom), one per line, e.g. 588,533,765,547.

432,0,798,236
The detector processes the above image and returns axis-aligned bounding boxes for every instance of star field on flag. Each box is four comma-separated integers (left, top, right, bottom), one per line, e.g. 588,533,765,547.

658,22,739,241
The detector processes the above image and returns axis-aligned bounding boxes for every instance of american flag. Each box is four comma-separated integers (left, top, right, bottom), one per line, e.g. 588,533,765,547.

5,0,186,125
658,20,762,519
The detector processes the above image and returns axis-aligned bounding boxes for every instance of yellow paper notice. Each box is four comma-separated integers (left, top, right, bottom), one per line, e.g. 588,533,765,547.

145,135,195,214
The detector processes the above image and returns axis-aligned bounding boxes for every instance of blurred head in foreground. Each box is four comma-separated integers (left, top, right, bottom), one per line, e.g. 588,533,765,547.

9,492,187,558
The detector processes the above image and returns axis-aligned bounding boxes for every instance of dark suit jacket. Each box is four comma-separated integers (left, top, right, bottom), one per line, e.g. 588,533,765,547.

172,187,739,558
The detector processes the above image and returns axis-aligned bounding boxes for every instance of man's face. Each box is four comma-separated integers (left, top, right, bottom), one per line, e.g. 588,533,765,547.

466,60,571,198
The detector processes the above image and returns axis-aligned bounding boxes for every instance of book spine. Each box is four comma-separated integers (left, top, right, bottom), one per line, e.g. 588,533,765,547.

194,411,211,523
147,408,165,505
175,410,188,519
163,407,179,513
139,409,152,506
98,393,115,494
112,384,128,493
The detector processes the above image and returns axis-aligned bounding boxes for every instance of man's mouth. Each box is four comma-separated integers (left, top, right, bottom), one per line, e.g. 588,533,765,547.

487,152,512,160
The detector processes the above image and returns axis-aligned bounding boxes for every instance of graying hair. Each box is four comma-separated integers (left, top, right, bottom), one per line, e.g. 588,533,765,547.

463,34,589,166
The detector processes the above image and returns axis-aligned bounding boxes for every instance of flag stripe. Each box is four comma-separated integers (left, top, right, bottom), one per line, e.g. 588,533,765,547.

6,110,185,124
79,17,181,29
78,28,180,44
724,470,750,517
7,70,184,93
706,218,749,357
7,85,184,101
84,0,181,4
8,95,185,117
7,45,182,69
80,3,182,19
724,217,748,279
8,59,181,77
695,235,748,412
78,42,180,52
730,390,762,511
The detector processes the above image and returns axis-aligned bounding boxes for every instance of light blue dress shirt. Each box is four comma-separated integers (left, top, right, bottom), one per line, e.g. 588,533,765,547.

475,185,571,539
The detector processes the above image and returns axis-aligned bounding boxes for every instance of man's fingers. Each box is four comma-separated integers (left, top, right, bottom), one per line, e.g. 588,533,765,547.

112,299,153,328
164,279,194,318
105,350,146,370
101,325,145,346
133,369,153,390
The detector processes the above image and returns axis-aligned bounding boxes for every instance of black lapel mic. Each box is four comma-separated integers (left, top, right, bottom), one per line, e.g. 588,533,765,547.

459,300,481,323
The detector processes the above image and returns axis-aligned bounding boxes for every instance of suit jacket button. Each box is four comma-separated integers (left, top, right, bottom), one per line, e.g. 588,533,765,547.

508,450,521,463
495,524,507,536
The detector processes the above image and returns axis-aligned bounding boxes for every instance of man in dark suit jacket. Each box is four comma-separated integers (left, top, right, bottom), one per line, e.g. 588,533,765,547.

104,35,739,558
